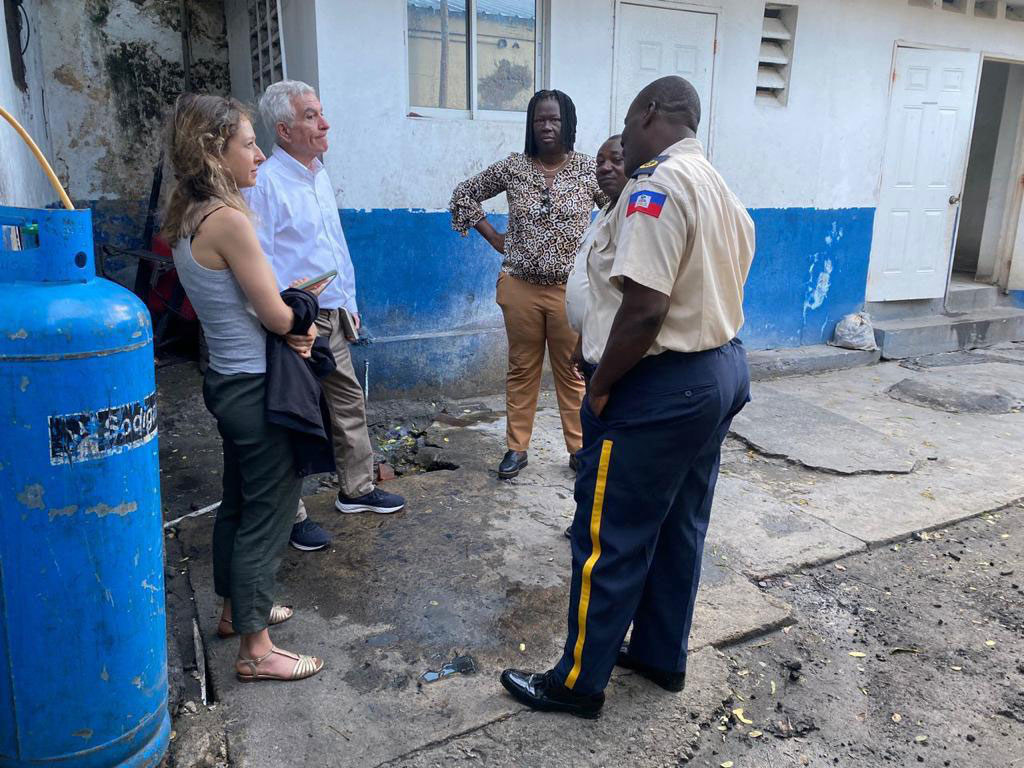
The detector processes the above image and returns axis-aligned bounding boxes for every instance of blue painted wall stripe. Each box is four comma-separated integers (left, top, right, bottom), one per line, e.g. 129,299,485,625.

87,202,876,395
339,206,875,351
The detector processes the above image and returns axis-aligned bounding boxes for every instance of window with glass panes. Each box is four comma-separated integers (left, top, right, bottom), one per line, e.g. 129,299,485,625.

406,0,542,115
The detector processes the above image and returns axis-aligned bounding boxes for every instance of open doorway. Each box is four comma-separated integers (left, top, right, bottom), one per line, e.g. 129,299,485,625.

954,59,1024,286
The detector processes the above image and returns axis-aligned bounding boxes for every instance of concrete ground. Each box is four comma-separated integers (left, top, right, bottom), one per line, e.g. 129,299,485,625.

159,343,1024,768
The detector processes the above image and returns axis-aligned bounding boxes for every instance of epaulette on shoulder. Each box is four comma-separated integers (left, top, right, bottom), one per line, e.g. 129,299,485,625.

630,155,670,179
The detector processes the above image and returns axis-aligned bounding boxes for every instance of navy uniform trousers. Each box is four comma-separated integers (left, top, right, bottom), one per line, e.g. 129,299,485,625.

553,340,750,695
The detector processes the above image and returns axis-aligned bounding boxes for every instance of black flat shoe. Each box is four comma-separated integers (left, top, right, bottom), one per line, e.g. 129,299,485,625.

499,668,604,719
497,450,528,479
569,453,579,473
616,645,686,692
564,525,572,539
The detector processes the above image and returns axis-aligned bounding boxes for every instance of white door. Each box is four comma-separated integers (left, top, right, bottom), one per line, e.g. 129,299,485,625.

613,3,717,151
866,47,981,301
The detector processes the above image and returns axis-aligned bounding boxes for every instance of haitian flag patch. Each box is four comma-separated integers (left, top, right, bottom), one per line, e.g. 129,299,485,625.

626,189,667,218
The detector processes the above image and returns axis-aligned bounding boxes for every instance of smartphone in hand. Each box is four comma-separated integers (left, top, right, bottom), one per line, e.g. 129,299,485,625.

295,270,338,290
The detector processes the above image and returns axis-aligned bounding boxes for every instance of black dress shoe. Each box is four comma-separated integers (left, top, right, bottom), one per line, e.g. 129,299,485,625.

564,525,572,539
616,645,686,692
500,668,604,719
497,450,528,479
569,453,579,472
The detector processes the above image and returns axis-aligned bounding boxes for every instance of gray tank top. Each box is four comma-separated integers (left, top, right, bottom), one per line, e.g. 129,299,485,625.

172,215,267,375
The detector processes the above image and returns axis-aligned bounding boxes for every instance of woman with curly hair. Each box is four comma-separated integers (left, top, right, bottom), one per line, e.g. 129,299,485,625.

164,93,325,683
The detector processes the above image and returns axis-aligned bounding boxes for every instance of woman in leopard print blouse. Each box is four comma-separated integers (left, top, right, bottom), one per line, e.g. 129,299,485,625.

450,90,608,480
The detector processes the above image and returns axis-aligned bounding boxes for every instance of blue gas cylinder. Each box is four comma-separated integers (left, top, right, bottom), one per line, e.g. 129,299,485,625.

0,206,169,767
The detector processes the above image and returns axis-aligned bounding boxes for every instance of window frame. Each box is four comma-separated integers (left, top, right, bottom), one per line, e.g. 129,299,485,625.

248,0,288,99
404,0,549,121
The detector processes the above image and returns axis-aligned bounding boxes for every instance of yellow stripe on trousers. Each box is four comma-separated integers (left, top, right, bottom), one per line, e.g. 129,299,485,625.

565,439,614,690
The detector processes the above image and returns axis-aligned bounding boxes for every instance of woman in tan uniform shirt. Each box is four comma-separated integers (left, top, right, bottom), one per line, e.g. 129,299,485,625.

450,90,607,479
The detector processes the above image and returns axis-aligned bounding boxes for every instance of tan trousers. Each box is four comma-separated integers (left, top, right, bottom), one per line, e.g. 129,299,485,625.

496,272,584,455
314,309,375,498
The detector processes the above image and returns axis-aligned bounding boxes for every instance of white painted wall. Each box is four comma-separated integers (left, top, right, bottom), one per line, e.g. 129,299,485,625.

0,0,57,208
281,0,320,93
311,0,532,209
223,0,1024,212
548,0,616,169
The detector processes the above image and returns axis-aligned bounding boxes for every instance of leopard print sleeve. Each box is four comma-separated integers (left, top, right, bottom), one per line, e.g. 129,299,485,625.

449,155,513,235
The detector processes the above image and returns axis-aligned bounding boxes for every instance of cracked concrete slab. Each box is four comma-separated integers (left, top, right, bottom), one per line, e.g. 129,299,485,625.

706,476,866,578
385,647,732,768
731,385,917,474
971,341,1024,364
689,565,792,649
165,355,1024,766
177,404,790,768
903,343,1024,370
887,362,1024,413
900,350,994,370
175,398,804,768
752,364,1024,543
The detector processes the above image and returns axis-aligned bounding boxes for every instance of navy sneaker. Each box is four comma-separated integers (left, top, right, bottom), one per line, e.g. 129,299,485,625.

290,519,332,551
335,487,406,515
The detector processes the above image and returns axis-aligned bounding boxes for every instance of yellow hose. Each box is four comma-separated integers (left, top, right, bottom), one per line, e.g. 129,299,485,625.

0,105,74,210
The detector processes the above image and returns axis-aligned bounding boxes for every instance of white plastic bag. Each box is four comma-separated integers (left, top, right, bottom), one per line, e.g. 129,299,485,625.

829,312,877,351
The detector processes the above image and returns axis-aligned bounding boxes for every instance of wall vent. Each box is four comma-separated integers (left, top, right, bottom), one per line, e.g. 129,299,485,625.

756,3,797,105
908,0,1024,21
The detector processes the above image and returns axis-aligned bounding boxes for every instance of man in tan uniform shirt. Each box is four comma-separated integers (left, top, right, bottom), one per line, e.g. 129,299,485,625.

501,76,755,718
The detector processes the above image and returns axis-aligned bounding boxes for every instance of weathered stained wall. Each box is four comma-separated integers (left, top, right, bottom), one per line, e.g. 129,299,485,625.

23,0,230,282
39,0,229,202
0,0,55,208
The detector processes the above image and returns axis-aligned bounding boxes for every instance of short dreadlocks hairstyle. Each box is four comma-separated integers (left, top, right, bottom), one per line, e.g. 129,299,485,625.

524,89,577,156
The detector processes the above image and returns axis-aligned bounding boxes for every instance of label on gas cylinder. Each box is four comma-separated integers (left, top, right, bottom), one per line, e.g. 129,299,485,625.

48,393,158,465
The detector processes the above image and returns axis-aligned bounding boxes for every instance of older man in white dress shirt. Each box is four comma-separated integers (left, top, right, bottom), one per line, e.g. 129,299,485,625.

246,80,405,552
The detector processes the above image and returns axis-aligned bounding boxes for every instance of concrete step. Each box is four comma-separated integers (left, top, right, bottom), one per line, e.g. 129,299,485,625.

946,280,998,312
874,307,1024,359
748,344,880,380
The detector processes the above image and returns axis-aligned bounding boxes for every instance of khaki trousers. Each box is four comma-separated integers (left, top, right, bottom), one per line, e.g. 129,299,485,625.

496,272,584,455
314,309,375,498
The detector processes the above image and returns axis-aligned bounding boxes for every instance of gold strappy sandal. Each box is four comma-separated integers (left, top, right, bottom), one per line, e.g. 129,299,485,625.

217,604,293,638
236,646,324,683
